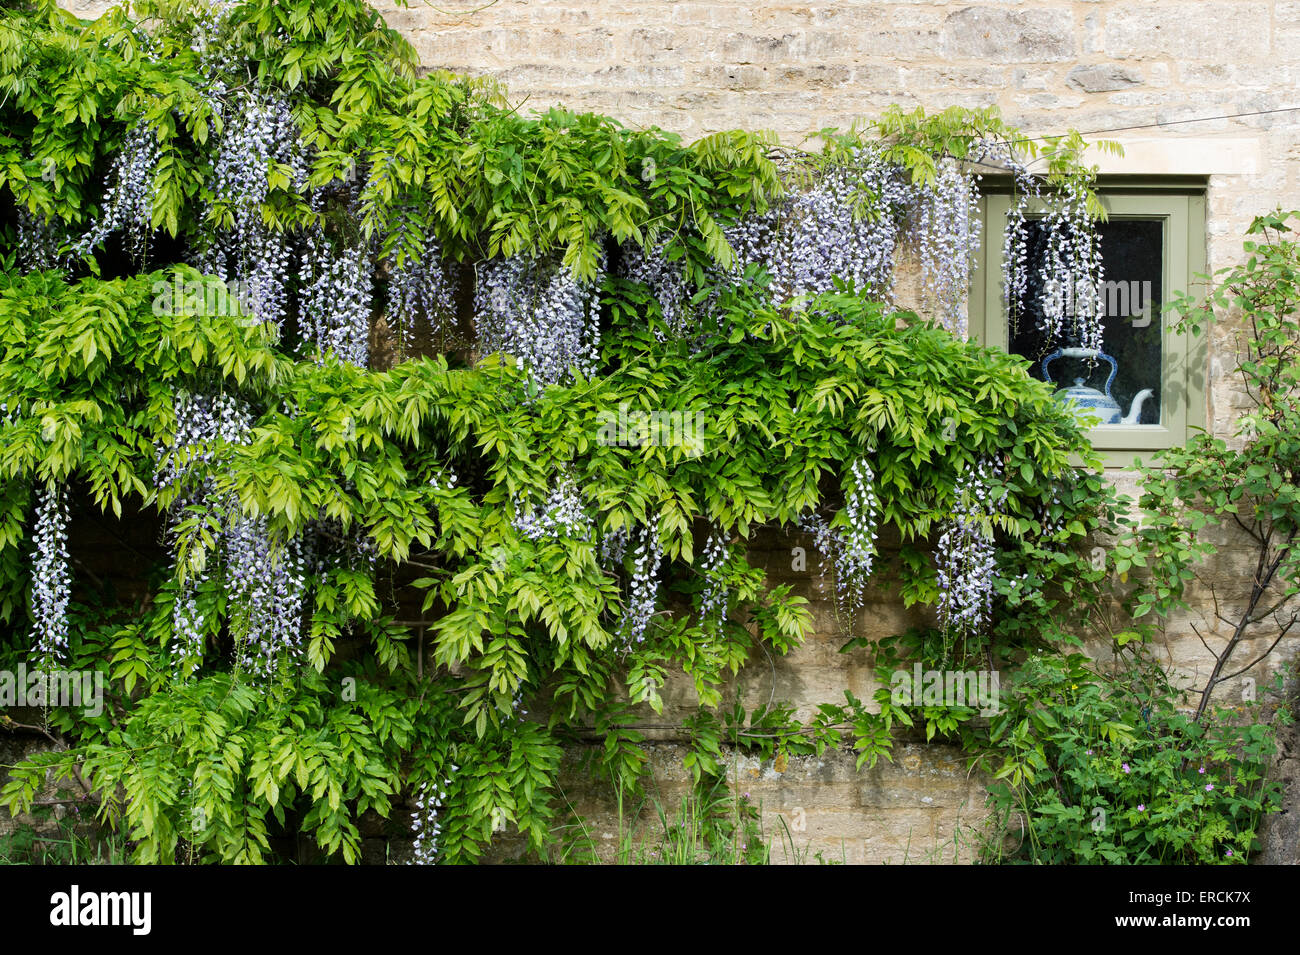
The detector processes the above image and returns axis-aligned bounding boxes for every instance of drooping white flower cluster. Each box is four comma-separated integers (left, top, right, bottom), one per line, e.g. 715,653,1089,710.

511,476,594,542
189,0,238,74
697,524,730,633
301,230,372,367
194,84,308,331
156,389,312,678
16,207,63,273
428,466,458,493
799,511,836,600
154,390,253,492
474,255,602,386
798,457,879,618
840,458,879,606
156,390,255,675
908,156,983,338
615,523,663,650
30,483,72,665
970,138,1039,322
74,122,161,261
170,569,209,678
386,217,458,355
620,239,691,339
935,458,1003,639
599,525,628,567
974,138,1105,352
724,145,913,305
1035,177,1105,354
227,519,312,678
409,771,455,865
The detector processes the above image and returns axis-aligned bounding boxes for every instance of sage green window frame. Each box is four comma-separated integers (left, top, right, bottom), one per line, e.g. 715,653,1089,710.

968,187,1208,468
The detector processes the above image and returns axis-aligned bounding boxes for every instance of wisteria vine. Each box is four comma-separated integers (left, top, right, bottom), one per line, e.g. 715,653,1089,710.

30,483,72,666
799,457,879,619
73,121,162,262
935,458,1004,645
474,255,603,386
615,522,664,651
301,230,373,367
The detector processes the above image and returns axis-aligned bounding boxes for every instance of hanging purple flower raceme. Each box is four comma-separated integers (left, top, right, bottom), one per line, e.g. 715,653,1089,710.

792,149,911,301
974,137,1104,351
385,215,457,356
155,389,312,678
798,510,836,600
512,475,595,542
935,458,1004,640
723,145,912,309
409,770,455,865
798,457,879,618
228,516,311,678
156,390,254,676
73,121,161,261
616,522,664,650
193,84,308,332
839,457,879,609
301,230,373,367
428,465,458,495
1036,176,1105,353
908,156,983,338
30,483,72,665
16,207,64,273
599,525,628,567
720,209,778,282
189,0,238,74
697,523,730,633
474,254,603,387
620,239,692,339
170,572,210,679
154,390,254,493
971,138,1039,326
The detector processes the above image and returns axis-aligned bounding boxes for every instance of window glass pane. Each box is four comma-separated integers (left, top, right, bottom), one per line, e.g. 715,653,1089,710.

1008,218,1164,426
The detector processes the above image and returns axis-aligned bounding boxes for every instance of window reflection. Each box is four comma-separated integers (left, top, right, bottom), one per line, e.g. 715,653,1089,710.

1009,218,1164,426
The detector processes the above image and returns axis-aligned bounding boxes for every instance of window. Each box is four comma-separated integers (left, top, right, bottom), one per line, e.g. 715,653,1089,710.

969,185,1207,467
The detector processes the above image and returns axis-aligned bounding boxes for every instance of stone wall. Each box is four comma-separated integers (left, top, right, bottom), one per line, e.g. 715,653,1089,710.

40,0,1300,863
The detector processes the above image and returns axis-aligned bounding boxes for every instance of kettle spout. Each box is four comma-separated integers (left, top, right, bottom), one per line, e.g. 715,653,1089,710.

1122,389,1155,425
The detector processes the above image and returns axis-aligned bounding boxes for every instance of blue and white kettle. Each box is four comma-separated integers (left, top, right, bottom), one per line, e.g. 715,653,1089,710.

1042,347,1154,425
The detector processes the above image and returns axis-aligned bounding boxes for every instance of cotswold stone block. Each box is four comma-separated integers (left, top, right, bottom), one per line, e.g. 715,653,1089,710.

498,64,591,89
774,65,853,89
695,64,775,90
670,4,755,29
942,7,1075,64
816,7,946,58
625,27,697,63
534,27,615,62
900,66,1008,91
1066,64,1143,93
720,32,809,63
1104,4,1269,60
593,64,687,88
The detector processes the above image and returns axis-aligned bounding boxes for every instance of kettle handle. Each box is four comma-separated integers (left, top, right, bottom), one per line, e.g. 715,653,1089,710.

1042,348,1118,395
